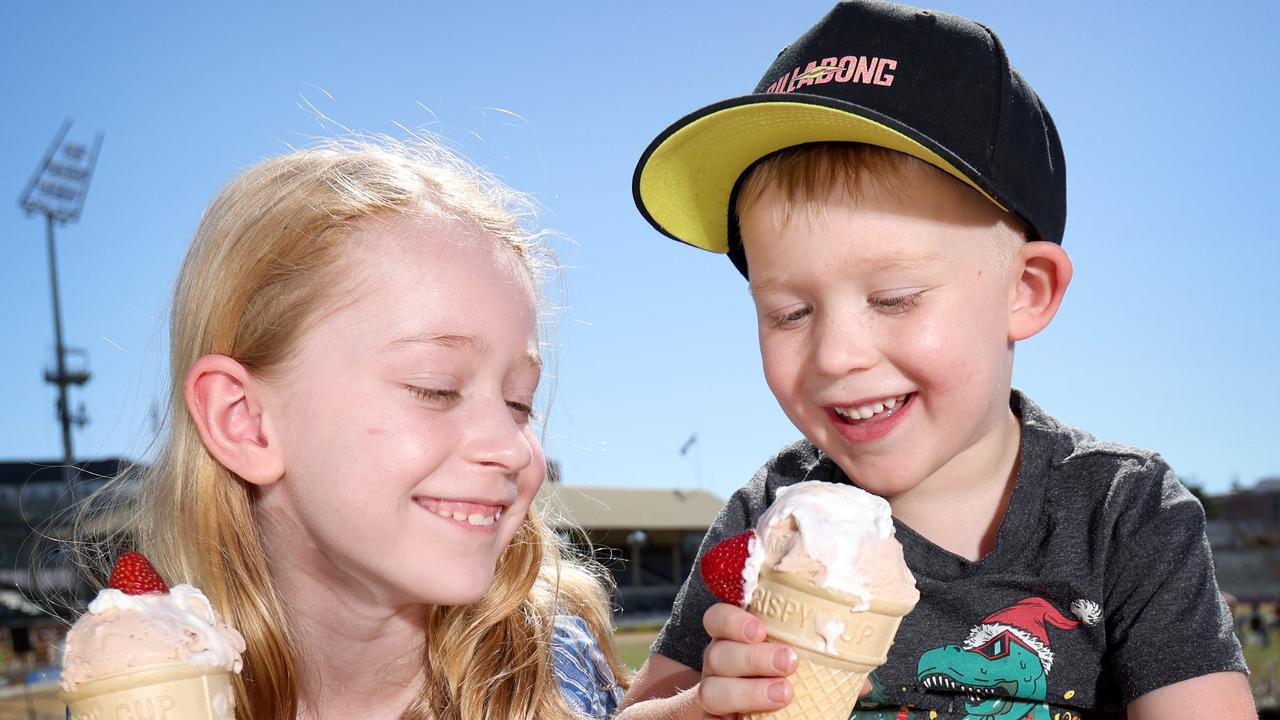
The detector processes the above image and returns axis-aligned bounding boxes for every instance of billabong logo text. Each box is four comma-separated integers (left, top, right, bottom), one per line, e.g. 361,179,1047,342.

764,56,898,93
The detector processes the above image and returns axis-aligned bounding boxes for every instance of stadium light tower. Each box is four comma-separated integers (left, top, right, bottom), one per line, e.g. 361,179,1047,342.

17,119,104,477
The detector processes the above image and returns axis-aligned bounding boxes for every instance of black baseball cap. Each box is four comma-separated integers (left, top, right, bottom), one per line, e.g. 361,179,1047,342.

632,0,1066,277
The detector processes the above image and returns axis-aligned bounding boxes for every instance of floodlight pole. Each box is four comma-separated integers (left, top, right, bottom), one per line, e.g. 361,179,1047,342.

44,211,74,466
18,120,103,483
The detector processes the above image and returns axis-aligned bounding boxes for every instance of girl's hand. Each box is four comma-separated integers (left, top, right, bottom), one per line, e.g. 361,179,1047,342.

698,602,798,718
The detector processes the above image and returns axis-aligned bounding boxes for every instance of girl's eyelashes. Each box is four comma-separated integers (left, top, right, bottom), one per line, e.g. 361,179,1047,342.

408,385,538,424
407,386,461,404
506,401,536,425
869,292,924,313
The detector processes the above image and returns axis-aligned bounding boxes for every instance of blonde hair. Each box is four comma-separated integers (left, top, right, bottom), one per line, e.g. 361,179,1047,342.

737,142,1026,268
76,138,626,719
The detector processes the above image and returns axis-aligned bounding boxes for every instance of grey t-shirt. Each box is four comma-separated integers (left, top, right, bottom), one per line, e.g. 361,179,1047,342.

653,392,1245,718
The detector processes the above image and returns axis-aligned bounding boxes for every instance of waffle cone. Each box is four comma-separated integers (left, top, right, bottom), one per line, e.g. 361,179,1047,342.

62,663,236,720
744,568,913,720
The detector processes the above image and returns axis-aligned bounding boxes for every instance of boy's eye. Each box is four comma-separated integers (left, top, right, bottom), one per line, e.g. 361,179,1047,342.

407,386,461,404
869,292,923,314
769,305,812,328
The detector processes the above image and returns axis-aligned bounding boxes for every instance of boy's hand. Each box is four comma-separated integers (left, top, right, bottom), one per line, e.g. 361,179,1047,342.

699,602,799,718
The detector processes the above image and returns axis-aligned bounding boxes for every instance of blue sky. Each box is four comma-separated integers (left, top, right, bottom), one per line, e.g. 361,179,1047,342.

3,1,1277,500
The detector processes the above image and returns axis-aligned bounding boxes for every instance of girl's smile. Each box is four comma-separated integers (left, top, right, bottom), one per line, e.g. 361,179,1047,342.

414,496,508,530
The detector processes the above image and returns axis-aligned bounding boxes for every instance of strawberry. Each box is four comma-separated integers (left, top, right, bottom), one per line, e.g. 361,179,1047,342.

108,551,169,595
699,529,755,606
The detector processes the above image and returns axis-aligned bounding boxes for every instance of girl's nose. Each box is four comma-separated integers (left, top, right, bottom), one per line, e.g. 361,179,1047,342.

461,398,534,473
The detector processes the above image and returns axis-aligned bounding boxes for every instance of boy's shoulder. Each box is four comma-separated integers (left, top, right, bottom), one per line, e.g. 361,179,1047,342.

1016,391,1195,515
1019,391,1170,471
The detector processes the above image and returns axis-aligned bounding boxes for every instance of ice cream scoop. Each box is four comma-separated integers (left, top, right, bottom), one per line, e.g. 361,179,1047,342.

744,480,918,611
60,552,246,720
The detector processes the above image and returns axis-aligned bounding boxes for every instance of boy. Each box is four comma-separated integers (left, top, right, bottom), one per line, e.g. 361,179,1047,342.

618,1,1252,718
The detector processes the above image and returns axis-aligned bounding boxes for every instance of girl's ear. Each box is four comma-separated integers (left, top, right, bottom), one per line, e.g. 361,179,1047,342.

1008,240,1073,341
183,354,284,487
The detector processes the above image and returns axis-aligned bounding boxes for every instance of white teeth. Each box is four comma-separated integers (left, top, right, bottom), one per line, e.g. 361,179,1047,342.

835,395,905,421
428,504,499,526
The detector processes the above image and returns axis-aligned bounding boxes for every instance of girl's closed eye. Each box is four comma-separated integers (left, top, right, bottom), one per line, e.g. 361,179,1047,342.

506,400,537,424
407,386,462,405
870,291,924,314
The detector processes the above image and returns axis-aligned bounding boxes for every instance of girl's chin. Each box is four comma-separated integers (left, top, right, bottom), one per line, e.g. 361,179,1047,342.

420,572,499,607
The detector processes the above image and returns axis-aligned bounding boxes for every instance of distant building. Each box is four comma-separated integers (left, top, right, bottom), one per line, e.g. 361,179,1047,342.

0,458,129,673
1207,477,1280,608
1208,520,1280,605
536,480,723,618
1219,477,1280,526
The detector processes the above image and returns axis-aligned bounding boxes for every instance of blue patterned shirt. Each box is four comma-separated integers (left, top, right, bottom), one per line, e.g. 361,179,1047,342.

553,615,623,719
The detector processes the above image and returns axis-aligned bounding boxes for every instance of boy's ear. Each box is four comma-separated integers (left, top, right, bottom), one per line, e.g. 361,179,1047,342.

1008,241,1073,341
183,354,284,487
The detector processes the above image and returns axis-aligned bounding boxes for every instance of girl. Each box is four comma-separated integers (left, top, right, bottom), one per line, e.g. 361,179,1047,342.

75,137,627,719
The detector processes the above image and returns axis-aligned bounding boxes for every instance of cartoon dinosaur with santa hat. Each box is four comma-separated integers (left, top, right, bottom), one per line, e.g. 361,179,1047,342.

910,596,1098,720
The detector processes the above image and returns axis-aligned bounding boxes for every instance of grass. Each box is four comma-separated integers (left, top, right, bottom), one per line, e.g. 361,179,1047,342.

1245,637,1280,709
614,628,660,671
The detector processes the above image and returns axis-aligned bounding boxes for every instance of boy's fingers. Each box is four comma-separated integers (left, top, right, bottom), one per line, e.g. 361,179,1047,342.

703,602,767,642
703,639,798,679
699,676,793,716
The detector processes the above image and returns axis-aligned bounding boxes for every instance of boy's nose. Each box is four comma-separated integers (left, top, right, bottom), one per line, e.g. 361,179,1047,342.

460,399,534,473
810,313,879,377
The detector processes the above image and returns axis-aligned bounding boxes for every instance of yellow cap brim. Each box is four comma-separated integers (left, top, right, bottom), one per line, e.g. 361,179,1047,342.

634,99,1006,254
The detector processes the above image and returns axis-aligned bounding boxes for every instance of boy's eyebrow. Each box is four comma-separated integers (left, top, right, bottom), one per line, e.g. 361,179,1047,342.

385,332,542,369
747,277,784,298
863,252,943,272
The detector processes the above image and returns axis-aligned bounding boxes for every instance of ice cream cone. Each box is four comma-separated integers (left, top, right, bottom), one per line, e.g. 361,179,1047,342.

62,662,237,720
744,567,912,720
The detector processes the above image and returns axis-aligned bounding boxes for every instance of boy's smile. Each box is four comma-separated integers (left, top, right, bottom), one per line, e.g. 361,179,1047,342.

827,391,915,442
741,165,1025,505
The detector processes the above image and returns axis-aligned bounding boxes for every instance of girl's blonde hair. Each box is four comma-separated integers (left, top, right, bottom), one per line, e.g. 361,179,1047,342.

78,138,626,719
